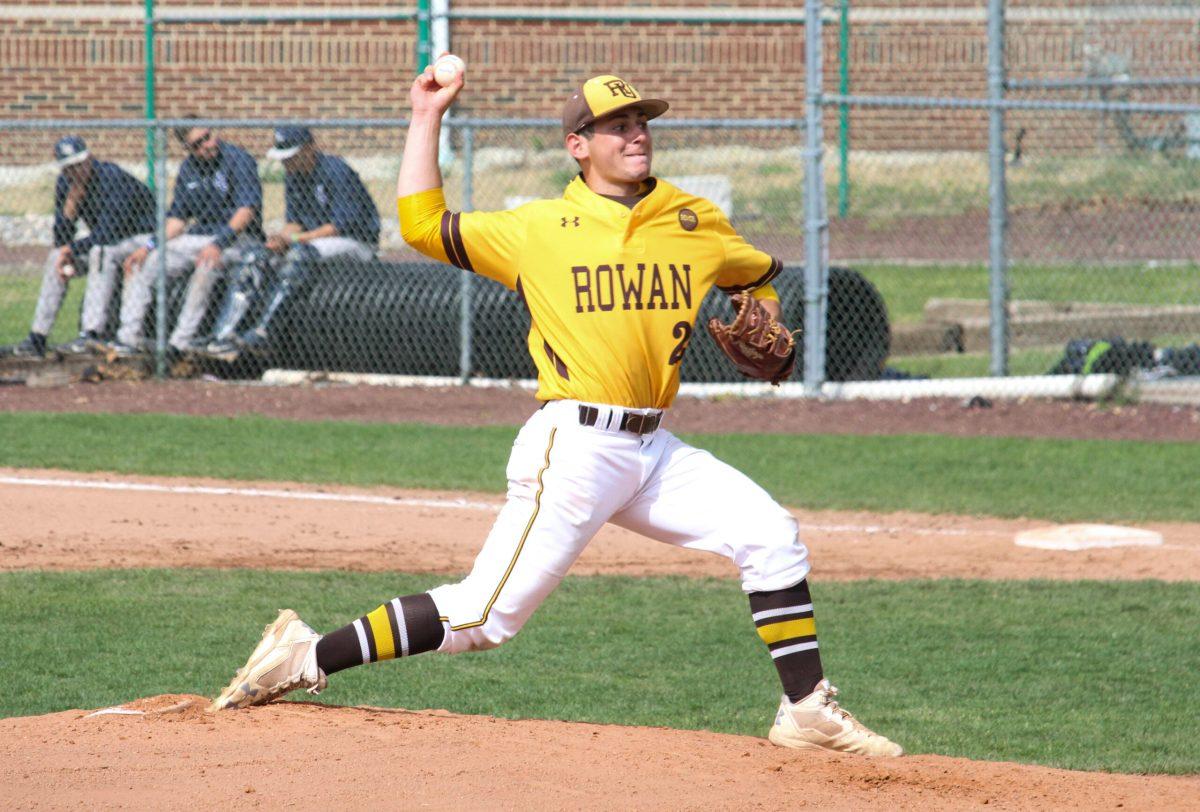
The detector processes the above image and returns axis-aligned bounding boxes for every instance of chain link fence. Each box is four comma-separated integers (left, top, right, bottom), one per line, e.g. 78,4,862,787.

6,119,891,386
3,0,1199,397
826,0,1200,395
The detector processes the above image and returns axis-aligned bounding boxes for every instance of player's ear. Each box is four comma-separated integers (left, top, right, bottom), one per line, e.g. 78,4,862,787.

565,132,590,162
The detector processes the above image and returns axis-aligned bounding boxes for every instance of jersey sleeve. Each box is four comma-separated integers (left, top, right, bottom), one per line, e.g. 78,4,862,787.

167,161,193,221
52,175,75,248
398,188,525,290
712,208,783,294
751,283,780,302
329,162,375,240
229,150,262,211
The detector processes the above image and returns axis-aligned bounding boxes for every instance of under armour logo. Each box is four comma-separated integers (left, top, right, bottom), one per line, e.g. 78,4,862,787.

561,216,580,228
603,80,637,99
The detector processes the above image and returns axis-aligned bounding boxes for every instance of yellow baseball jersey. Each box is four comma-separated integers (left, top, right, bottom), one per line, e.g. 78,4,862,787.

398,176,783,409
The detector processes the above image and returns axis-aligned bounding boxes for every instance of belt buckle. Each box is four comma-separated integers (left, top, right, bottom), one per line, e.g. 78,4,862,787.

622,411,659,435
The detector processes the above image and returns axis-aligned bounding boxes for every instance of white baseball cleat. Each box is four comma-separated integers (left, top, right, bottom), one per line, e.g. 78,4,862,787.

210,609,327,711
768,679,904,756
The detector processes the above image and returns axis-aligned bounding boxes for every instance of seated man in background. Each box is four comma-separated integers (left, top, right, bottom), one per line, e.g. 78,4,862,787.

201,126,379,362
111,119,263,358
2,136,154,358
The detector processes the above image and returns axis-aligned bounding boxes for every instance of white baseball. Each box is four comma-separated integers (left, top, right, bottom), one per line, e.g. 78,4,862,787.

433,54,465,87
61,263,76,278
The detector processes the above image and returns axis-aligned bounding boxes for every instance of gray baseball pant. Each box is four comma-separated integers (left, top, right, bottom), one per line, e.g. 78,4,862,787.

116,233,259,350
210,236,375,342
30,234,147,338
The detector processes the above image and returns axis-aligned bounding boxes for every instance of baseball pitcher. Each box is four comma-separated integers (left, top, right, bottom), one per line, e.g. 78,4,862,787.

212,70,902,757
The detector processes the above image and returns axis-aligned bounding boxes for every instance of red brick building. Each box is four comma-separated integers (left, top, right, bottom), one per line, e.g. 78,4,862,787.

1,1,1196,161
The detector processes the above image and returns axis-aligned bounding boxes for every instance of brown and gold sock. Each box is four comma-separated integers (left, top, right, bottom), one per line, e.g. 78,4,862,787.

748,579,824,702
316,592,445,676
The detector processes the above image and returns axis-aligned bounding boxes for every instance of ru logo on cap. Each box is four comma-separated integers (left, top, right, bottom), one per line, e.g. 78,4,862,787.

603,79,637,99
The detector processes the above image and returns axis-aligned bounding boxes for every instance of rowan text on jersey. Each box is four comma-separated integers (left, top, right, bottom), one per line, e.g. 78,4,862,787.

571,262,693,313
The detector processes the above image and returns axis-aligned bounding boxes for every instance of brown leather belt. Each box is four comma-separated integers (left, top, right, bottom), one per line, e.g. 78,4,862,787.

578,404,662,435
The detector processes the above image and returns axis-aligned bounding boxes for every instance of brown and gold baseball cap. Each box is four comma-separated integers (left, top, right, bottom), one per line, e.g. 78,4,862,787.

562,75,669,137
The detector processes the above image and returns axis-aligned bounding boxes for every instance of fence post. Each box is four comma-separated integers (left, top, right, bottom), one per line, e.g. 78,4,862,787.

433,0,454,167
836,0,850,219
803,0,829,394
144,0,156,190
416,0,431,75
458,124,474,384
153,125,169,378
987,0,1009,376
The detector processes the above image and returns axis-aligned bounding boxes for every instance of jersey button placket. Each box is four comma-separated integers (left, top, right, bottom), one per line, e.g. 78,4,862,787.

624,211,645,253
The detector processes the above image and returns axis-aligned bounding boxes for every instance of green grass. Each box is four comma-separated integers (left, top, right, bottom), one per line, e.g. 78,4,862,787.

0,267,89,346
888,347,1066,378
1,412,1198,522
856,262,1200,325
891,333,1200,379
841,151,1198,221
1,570,1196,774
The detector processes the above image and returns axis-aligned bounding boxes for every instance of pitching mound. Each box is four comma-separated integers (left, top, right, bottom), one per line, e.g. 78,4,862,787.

3,695,1196,809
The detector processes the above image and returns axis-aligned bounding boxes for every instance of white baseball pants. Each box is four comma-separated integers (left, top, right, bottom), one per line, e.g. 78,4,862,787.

429,399,809,654
117,233,259,349
31,234,147,337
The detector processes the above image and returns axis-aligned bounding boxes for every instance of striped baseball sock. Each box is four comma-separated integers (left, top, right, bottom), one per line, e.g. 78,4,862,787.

315,593,445,676
749,579,824,702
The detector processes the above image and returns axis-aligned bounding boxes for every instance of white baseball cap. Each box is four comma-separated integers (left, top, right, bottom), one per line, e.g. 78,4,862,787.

54,135,90,168
267,126,313,161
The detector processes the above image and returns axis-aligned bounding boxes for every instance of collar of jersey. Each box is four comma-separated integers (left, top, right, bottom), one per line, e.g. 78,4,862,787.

563,174,667,220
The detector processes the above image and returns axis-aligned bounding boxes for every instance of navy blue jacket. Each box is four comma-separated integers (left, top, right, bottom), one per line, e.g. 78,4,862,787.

168,141,264,247
285,153,380,247
53,160,155,257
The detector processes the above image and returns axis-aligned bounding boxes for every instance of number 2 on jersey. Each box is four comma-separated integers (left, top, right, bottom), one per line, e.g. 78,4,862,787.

668,320,693,365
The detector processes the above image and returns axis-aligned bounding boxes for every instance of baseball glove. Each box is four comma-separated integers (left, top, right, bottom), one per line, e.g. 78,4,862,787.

706,293,797,385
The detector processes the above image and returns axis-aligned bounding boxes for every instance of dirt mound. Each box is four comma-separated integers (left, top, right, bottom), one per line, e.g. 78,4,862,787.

4,695,1195,810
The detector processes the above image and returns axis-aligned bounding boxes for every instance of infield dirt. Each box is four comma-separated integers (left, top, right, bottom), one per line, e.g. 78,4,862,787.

5,694,1199,811
3,382,1198,808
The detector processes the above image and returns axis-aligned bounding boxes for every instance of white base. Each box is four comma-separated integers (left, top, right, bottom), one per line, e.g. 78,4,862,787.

1014,523,1163,551
85,707,145,718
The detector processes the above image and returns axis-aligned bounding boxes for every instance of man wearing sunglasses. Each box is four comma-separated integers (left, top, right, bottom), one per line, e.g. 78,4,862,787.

110,118,264,357
2,136,154,359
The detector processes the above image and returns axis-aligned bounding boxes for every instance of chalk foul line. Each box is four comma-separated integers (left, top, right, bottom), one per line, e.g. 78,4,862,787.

0,474,1034,540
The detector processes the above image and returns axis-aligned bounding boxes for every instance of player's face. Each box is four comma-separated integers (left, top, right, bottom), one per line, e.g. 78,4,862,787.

184,127,220,161
63,156,93,186
583,108,653,187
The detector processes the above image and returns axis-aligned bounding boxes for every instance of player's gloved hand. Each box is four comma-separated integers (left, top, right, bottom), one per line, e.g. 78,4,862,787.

706,292,797,385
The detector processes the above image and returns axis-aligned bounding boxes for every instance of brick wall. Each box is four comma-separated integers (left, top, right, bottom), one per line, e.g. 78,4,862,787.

1,1,1197,162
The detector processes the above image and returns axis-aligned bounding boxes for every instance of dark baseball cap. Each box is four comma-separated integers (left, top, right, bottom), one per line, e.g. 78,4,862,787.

562,75,669,137
267,126,313,161
54,135,90,169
